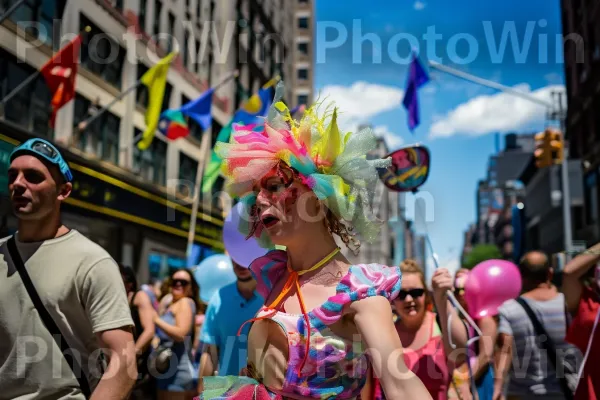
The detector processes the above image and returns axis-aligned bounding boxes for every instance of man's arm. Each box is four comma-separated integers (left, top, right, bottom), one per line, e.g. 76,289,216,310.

79,257,136,399
91,328,137,400
563,242,600,313
133,291,155,355
197,297,220,393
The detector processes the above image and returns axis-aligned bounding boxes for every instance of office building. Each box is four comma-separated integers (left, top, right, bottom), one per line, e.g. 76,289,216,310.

0,0,303,282
561,0,600,245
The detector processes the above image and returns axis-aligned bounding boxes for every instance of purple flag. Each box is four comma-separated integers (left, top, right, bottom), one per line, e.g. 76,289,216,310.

403,53,430,131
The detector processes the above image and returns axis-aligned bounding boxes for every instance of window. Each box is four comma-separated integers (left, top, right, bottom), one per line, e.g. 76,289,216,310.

112,0,123,12
2,0,62,46
73,94,120,164
80,16,126,88
298,17,309,29
154,0,162,36
179,152,198,196
183,29,190,68
297,68,308,80
297,42,308,55
133,128,167,185
162,83,173,113
0,48,52,137
139,0,147,32
136,64,150,109
584,172,598,224
168,12,176,52
297,94,308,106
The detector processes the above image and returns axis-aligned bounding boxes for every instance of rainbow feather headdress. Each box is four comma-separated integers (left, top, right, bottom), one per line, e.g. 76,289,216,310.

215,82,392,247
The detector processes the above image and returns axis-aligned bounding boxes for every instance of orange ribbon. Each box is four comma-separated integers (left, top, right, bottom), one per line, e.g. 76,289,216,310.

237,247,341,377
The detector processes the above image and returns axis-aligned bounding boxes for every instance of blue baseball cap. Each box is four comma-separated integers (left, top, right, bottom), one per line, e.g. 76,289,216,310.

10,138,73,183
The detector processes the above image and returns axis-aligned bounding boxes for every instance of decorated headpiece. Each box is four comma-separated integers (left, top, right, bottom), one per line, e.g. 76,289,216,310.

215,82,392,248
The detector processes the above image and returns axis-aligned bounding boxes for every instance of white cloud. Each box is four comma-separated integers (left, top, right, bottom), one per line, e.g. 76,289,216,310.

414,1,426,10
429,84,565,139
317,82,404,121
315,82,406,150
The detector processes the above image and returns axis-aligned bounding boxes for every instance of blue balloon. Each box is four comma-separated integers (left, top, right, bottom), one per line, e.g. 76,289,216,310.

193,254,237,303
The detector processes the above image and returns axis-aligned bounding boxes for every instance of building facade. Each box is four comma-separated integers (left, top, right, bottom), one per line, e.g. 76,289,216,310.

292,0,314,107
561,0,600,246
0,0,304,282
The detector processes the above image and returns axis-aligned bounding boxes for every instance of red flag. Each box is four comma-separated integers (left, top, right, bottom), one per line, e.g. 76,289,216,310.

40,34,83,127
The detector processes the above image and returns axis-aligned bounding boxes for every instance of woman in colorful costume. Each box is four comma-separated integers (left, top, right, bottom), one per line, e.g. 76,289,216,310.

197,83,456,399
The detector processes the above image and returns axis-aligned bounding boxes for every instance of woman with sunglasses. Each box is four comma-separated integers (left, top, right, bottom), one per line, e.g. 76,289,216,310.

386,259,468,400
154,269,203,400
449,269,496,400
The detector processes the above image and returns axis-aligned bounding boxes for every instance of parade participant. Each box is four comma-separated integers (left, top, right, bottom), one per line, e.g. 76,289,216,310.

563,242,600,400
449,269,495,400
198,261,264,381
198,89,433,399
153,268,203,399
120,264,157,399
387,259,468,400
0,138,137,399
495,251,575,400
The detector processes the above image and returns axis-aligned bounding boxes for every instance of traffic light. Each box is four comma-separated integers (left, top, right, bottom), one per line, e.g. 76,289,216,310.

534,129,564,168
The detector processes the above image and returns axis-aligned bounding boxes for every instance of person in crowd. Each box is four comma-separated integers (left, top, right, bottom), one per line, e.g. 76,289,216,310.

120,264,157,399
154,268,202,400
0,138,136,398
388,259,468,400
563,242,600,400
198,260,264,382
449,269,496,400
197,93,434,399
495,251,574,400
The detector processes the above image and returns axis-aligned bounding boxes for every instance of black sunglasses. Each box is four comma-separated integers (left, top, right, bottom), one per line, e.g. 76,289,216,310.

32,140,59,159
171,279,190,287
398,288,425,300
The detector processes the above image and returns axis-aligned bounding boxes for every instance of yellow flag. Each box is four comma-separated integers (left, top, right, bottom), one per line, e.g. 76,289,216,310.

137,52,177,150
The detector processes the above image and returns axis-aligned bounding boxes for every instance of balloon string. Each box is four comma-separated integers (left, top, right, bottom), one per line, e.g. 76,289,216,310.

416,200,483,337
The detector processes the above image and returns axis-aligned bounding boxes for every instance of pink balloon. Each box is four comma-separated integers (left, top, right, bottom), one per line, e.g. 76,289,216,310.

464,259,522,319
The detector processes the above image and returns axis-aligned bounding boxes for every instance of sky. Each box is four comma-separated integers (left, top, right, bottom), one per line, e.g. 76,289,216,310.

313,0,566,279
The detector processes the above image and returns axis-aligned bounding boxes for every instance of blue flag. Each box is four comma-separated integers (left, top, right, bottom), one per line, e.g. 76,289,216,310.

403,53,430,131
181,87,214,130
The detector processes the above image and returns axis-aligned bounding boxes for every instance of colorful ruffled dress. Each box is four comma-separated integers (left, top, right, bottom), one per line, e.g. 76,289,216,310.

199,250,402,400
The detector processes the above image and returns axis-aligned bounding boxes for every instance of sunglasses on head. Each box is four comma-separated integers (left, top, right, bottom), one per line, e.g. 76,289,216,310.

171,279,190,287
10,138,73,182
398,288,425,300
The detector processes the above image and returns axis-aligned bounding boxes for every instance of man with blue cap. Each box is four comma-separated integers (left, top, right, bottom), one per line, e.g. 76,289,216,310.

0,138,137,399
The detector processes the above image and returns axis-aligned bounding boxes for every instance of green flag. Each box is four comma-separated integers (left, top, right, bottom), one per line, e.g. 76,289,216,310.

201,120,233,193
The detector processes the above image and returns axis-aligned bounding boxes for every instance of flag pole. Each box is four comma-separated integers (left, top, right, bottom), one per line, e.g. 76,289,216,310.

0,0,25,24
185,69,239,259
79,82,141,130
428,61,552,107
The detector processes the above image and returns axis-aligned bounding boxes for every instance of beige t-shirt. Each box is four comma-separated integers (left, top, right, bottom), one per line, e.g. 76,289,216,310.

0,230,134,399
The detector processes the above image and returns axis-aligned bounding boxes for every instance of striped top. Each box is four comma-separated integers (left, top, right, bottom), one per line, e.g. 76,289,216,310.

498,293,569,396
